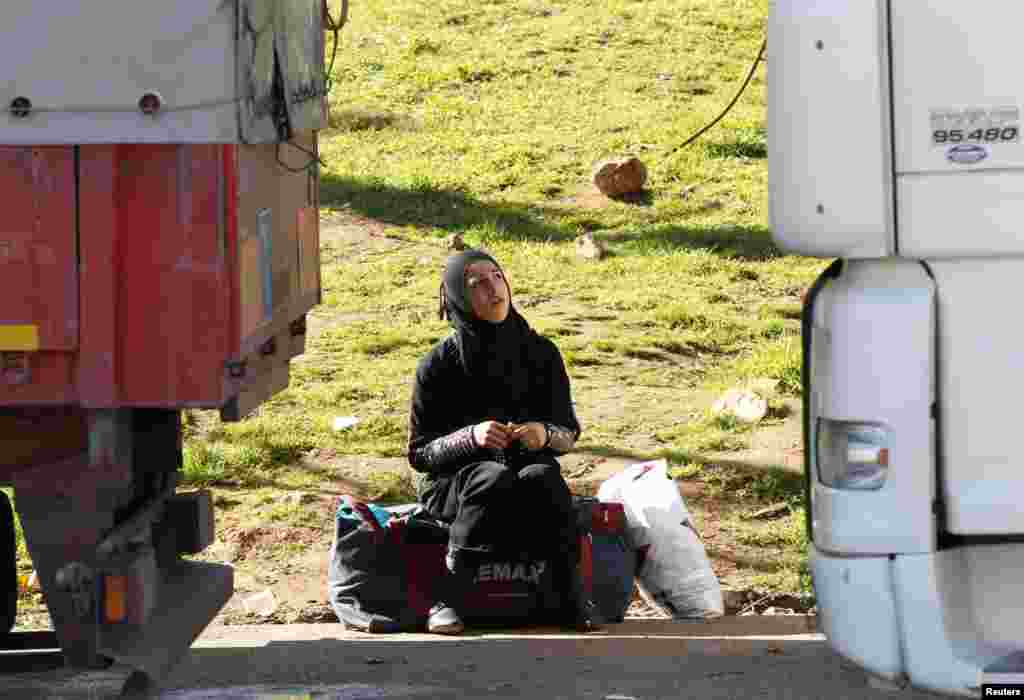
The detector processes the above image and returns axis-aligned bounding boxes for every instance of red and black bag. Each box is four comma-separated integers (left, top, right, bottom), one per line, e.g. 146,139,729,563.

326,495,635,632
326,495,562,631
574,497,637,623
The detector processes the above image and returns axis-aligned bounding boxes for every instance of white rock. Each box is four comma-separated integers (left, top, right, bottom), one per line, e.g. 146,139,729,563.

445,233,467,251
284,491,317,506
575,233,607,260
333,416,360,431
242,589,277,616
712,388,768,423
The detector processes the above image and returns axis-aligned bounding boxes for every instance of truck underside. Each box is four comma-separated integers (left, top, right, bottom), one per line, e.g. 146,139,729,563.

2,408,232,686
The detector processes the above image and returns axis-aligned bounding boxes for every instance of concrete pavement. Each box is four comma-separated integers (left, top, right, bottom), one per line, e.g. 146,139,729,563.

1,618,951,699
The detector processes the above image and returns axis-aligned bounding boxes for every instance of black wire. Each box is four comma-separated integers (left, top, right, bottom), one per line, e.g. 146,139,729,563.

276,140,326,174
275,2,346,175
667,38,767,157
323,0,348,96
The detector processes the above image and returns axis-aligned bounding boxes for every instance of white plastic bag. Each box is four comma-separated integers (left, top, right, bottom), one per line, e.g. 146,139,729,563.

597,459,724,619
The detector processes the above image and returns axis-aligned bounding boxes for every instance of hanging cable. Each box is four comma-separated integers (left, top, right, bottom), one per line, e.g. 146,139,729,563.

323,0,349,96
666,38,767,157
276,139,326,174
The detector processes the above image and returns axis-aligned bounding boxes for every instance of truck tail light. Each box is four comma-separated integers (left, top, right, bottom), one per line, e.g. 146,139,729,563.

817,419,890,490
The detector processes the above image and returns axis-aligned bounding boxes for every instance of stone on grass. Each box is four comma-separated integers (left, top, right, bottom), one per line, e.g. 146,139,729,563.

575,232,607,260
742,502,791,521
242,589,277,616
712,388,768,424
284,491,318,507
592,156,647,196
445,233,467,251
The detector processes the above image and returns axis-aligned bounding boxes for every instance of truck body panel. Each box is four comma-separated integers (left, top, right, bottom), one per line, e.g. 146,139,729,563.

926,260,1024,535
767,0,895,258
0,1,326,144
890,2,1024,175
770,0,1024,261
0,140,319,413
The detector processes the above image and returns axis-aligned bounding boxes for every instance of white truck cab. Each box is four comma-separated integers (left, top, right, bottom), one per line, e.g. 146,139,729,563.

769,2,1024,696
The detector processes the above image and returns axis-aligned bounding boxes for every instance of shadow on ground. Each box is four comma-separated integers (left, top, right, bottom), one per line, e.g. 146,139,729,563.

568,444,803,502
11,630,939,700
320,173,779,260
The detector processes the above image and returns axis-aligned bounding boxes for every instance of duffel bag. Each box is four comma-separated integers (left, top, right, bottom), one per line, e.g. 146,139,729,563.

327,495,627,631
326,495,448,633
327,496,559,631
452,548,560,627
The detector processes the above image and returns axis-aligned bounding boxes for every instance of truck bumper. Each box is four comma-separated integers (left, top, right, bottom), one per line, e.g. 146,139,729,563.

811,544,1024,697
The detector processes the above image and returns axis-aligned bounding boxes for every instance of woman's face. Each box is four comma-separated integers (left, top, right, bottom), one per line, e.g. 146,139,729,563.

464,260,510,323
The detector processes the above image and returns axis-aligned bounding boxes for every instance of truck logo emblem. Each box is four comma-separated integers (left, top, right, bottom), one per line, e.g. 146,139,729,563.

946,144,989,165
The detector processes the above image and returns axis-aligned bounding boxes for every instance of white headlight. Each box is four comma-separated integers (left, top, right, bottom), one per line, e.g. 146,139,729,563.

817,419,889,490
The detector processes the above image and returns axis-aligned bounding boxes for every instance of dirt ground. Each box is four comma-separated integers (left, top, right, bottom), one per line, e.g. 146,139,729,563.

12,215,810,633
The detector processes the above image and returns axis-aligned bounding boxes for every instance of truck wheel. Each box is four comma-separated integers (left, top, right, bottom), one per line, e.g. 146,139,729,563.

1,491,16,635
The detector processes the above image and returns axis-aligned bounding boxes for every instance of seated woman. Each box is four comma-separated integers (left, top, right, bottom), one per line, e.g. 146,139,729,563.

407,249,601,636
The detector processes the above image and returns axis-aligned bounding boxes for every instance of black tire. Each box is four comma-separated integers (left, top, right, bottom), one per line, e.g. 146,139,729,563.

1,491,16,636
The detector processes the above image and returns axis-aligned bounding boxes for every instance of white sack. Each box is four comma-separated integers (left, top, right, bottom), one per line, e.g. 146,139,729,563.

598,459,724,619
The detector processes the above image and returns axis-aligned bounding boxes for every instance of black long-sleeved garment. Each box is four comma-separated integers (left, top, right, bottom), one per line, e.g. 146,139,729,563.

407,333,581,497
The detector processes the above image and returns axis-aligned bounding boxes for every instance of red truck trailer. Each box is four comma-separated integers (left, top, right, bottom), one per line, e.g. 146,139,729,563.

0,1,328,693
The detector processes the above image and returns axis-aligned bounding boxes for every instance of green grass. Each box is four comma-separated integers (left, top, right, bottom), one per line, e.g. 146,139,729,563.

242,0,822,592
1,488,29,576
9,0,827,601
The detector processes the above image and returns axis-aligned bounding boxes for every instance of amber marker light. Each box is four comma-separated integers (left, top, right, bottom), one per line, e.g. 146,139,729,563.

105,575,127,623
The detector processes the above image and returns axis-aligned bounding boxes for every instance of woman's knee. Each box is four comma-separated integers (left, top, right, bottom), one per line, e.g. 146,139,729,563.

456,460,516,495
517,463,571,497
516,463,561,481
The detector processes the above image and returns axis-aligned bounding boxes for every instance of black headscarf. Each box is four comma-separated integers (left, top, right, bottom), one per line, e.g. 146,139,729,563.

438,249,537,393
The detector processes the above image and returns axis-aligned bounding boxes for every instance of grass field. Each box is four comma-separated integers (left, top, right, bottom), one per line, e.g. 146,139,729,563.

7,0,830,611
185,0,824,477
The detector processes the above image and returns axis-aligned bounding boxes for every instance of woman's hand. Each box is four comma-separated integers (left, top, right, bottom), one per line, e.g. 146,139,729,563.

472,421,514,450
509,422,548,451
